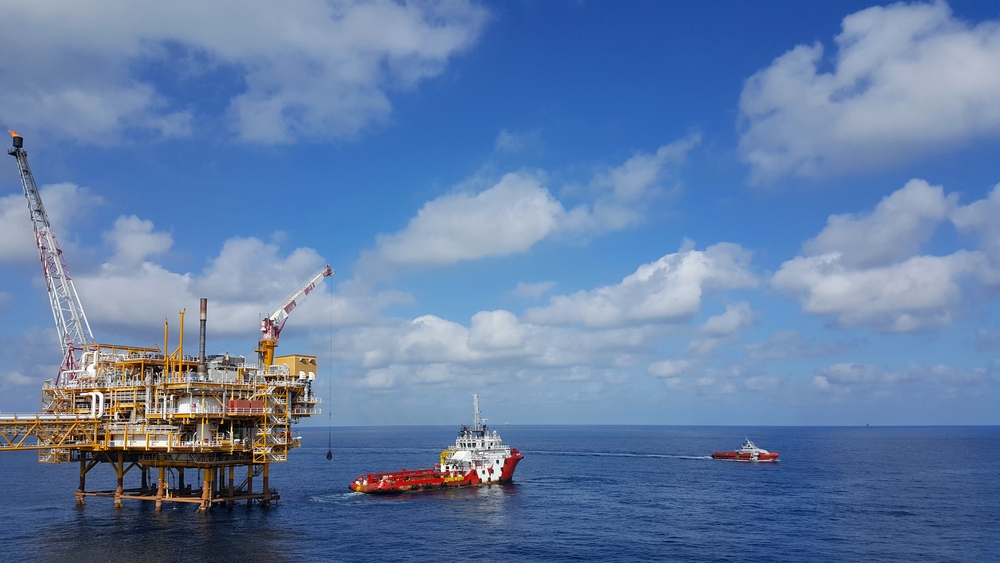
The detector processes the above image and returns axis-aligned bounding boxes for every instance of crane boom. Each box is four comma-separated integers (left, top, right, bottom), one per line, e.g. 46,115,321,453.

257,264,334,366
7,132,95,376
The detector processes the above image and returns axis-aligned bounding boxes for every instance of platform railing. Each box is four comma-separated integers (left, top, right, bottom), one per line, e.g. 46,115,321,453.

0,412,97,421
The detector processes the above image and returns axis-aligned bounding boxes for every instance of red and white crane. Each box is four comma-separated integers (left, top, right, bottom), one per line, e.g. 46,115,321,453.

257,264,334,367
8,132,95,379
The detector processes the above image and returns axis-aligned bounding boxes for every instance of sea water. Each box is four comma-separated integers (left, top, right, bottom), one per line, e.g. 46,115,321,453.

0,426,997,562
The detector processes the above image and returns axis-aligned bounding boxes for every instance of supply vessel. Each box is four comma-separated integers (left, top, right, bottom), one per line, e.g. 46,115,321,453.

712,438,779,462
350,394,523,494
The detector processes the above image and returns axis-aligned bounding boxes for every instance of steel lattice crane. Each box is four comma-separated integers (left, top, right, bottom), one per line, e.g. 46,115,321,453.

7,132,95,378
257,264,334,367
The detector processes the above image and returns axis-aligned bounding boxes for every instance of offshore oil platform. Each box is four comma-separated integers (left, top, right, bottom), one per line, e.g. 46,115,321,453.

0,132,331,512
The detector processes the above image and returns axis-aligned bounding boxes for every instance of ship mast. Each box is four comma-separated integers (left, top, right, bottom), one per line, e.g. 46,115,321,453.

7,132,95,379
473,393,479,428
472,393,487,431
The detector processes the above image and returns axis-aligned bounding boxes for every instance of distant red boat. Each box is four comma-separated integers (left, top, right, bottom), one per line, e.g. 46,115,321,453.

712,438,779,462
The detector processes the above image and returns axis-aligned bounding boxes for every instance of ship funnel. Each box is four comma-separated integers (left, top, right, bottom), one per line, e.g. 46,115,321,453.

197,298,207,374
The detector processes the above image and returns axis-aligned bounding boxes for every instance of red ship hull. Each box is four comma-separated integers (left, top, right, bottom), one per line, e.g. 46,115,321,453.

350,449,523,494
711,451,779,462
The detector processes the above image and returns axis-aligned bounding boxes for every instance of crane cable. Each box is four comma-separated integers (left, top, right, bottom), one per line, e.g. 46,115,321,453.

326,286,333,461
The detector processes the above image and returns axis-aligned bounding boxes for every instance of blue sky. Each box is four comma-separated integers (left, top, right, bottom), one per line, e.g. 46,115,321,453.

2,0,1000,425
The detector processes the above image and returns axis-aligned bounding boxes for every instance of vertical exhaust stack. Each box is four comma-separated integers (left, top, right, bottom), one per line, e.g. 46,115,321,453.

197,298,207,375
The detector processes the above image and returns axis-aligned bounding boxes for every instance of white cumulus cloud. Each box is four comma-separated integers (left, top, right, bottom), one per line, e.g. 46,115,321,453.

803,179,955,268
774,178,1000,332
525,240,757,328
561,135,701,234
77,220,404,337
686,301,755,355
951,182,1000,260
0,1,488,144
739,1,1000,183
699,302,754,336
589,135,700,202
102,215,173,269
774,249,984,332
0,183,103,262
363,137,699,274
371,172,565,267
468,310,529,350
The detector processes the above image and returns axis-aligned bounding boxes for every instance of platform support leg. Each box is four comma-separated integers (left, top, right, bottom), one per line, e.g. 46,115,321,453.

262,462,271,506
178,468,185,493
75,458,86,506
155,467,165,511
197,469,213,513
228,465,235,506
114,451,124,509
247,465,253,507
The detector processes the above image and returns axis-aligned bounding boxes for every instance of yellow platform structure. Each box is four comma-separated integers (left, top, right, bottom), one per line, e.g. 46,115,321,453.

0,337,321,512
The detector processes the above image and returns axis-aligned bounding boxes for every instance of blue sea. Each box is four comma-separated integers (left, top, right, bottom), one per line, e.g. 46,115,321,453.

0,426,997,562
